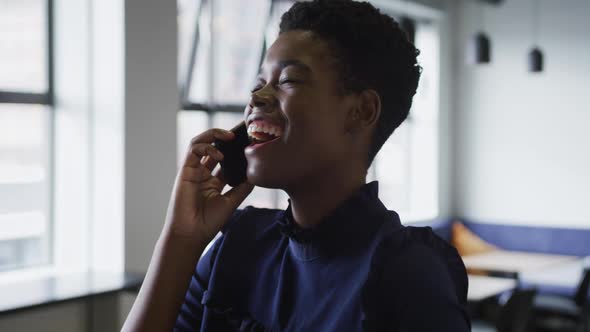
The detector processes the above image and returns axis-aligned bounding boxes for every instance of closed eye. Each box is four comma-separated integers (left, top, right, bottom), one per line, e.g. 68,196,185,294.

279,79,298,85
250,83,264,93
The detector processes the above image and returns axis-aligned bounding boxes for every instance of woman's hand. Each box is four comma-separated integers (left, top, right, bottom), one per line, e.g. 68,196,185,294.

122,128,253,332
164,128,254,245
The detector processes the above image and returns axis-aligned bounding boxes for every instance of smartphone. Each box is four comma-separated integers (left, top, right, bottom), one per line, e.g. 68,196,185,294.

212,122,250,187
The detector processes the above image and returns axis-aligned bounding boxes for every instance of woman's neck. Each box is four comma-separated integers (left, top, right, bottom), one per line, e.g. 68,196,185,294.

285,168,367,229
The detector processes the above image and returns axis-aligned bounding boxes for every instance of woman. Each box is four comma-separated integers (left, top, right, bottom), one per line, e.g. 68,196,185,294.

123,1,470,331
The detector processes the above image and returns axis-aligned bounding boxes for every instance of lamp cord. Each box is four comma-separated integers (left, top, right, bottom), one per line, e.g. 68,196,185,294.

532,0,539,46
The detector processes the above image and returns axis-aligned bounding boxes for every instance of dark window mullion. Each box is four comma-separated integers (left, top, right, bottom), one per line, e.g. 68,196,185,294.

0,0,54,106
181,0,207,105
257,0,276,72
0,92,51,105
183,102,245,113
46,0,55,106
46,0,56,267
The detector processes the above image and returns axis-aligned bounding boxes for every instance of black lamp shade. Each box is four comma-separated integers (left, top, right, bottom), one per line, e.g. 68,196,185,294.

528,47,544,72
399,16,416,44
468,32,491,64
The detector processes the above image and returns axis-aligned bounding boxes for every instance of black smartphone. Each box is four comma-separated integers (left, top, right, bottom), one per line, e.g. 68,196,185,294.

212,122,250,187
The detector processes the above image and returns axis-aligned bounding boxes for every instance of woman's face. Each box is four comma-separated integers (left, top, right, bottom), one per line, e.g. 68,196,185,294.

243,30,358,191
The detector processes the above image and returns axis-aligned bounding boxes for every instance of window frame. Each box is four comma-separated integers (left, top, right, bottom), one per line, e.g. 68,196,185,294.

0,0,56,271
0,0,55,105
179,0,278,112
178,0,284,209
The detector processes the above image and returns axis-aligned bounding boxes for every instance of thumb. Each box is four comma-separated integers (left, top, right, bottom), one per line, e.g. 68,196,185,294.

223,181,255,210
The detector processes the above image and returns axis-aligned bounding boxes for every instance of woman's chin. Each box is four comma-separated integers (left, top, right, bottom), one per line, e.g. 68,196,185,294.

246,166,285,189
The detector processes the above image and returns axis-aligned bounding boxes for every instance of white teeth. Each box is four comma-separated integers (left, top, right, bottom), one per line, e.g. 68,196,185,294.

247,123,283,137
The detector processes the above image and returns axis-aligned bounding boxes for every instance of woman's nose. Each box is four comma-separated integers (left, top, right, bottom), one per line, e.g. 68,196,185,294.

249,88,275,109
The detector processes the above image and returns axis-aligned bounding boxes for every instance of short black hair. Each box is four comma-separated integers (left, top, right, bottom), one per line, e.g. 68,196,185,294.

279,0,421,167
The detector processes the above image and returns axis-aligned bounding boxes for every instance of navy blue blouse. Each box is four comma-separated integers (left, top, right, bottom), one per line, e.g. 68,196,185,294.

174,181,470,331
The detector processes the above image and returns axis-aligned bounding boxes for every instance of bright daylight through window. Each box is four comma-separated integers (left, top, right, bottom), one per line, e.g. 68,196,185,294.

177,0,439,222
0,0,53,272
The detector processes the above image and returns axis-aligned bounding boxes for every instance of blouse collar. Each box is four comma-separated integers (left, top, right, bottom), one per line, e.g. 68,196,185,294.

277,181,398,260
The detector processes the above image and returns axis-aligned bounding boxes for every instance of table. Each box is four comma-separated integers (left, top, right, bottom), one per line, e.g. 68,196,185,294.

462,250,579,278
468,275,517,302
519,257,590,296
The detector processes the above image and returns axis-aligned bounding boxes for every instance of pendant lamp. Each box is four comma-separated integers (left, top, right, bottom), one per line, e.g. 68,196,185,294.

528,0,544,72
468,2,491,64
528,48,543,72
470,32,491,64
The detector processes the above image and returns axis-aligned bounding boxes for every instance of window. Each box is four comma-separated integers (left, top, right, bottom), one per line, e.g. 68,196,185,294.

0,0,53,271
370,19,440,222
177,0,293,210
177,1,439,220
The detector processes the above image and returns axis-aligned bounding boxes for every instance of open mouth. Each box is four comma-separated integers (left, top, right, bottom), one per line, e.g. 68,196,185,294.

247,121,283,146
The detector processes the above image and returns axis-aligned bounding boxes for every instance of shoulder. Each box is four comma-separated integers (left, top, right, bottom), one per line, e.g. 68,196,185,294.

379,226,468,303
221,205,284,235
362,224,470,330
197,206,285,276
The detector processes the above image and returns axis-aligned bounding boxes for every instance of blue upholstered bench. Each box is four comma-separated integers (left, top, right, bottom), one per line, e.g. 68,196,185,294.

416,218,590,299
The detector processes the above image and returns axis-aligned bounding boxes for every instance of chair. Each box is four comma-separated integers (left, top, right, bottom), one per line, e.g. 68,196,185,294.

471,288,538,332
533,268,590,332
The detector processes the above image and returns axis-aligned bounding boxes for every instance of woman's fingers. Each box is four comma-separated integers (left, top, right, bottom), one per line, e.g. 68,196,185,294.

185,143,222,168
179,164,210,184
211,166,227,185
179,127,237,187
184,129,234,167
179,163,226,193
190,128,234,145
201,154,221,171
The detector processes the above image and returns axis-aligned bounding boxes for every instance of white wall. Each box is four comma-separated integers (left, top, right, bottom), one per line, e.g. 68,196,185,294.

452,0,590,228
123,0,178,275
437,1,455,220
119,0,179,324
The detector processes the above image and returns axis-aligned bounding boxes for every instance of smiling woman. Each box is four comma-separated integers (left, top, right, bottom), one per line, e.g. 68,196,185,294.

123,1,468,331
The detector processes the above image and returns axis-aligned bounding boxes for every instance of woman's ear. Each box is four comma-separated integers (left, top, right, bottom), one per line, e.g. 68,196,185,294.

345,89,381,134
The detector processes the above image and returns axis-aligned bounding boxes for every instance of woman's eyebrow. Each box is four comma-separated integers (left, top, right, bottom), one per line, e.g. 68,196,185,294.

257,59,312,77
278,59,311,73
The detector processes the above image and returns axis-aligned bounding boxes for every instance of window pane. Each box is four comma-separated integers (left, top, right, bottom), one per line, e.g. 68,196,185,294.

212,110,243,131
177,110,209,168
276,189,289,210
186,0,270,105
0,104,51,271
177,0,202,86
374,122,411,213
264,1,295,48
0,0,48,92
374,20,440,222
187,0,212,103
212,0,270,104
408,22,439,220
